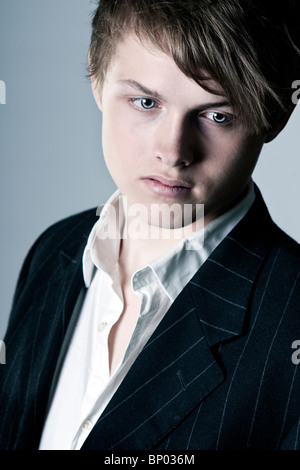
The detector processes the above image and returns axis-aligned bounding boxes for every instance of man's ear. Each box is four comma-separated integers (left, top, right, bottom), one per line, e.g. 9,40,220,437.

91,76,103,110
264,104,296,143
88,50,102,110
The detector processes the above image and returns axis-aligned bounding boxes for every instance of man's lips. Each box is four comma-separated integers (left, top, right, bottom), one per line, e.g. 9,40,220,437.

143,175,192,188
142,175,192,198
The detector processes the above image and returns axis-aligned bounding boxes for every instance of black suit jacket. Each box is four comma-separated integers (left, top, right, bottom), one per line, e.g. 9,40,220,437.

0,186,299,450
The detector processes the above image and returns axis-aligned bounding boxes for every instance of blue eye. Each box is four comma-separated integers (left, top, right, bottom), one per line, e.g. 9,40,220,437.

133,98,156,110
205,112,231,124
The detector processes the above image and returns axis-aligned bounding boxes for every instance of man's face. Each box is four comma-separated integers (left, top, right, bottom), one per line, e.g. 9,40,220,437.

94,35,267,228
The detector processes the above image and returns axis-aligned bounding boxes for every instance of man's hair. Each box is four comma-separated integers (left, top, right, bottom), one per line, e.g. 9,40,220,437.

89,0,300,133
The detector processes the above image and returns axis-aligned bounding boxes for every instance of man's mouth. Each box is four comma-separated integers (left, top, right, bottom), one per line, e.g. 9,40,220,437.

142,175,192,198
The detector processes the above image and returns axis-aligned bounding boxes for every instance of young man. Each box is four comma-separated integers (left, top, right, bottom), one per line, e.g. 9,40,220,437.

0,0,299,450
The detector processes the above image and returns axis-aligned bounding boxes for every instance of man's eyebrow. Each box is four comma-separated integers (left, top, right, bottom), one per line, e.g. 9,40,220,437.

196,100,231,112
117,79,165,101
117,79,231,110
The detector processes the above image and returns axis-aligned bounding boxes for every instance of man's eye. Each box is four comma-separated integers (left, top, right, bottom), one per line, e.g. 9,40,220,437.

132,98,156,110
204,111,232,124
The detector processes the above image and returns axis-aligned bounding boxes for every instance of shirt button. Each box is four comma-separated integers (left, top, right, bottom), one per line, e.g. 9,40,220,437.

81,419,92,432
97,322,108,332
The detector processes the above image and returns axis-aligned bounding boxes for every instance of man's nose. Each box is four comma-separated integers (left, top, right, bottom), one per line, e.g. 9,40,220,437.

153,113,196,167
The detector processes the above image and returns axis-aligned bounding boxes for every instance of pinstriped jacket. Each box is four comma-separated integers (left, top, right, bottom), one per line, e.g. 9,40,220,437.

0,186,299,450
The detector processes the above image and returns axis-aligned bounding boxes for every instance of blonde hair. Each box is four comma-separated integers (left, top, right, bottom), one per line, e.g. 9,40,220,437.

89,0,300,133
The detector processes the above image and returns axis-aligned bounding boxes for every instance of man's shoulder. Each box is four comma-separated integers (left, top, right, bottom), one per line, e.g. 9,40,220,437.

25,207,99,270
35,207,98,246
10,207,100,308
271,222,300,261
42,207,99,238
239,186,300,263
251,214,300,284
253,213,300,272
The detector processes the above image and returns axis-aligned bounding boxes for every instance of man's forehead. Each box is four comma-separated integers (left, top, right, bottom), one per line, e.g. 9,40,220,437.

108,33,226,97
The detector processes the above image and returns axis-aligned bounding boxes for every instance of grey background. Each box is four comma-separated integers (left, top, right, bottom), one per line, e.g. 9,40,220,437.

0,0,299,339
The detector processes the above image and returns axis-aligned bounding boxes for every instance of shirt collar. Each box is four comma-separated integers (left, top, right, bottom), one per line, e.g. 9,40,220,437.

82,189,123,287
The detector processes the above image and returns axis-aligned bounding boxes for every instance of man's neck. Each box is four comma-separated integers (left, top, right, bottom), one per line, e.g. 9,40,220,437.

118,215,203,279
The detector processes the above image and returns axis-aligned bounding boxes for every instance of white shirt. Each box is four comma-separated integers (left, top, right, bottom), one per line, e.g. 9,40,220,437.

39,182,255,450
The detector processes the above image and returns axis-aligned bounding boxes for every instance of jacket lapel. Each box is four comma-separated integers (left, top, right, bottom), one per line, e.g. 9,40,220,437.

190,233,265,347
82,187,274,450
